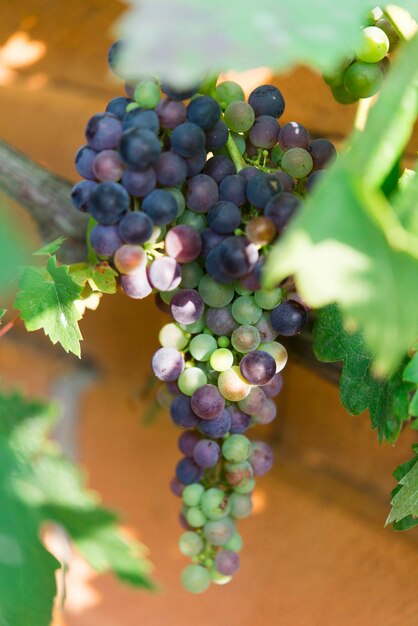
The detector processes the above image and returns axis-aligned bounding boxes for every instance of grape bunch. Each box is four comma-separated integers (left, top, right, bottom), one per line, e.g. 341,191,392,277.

71,42,337,593
324,7,400,104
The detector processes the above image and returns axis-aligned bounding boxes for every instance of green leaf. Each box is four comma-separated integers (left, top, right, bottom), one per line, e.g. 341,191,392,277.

34,236,67,257
70,262,118,295
14,256,83,357
404,352,418,383
116,0,417,85
387,448,418,525
393,163,418,236
409,390,418,417
313,305,414,442
264,35,418,376
0,209,30,292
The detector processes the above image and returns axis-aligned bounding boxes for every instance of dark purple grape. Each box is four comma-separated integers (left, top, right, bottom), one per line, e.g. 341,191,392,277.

200,228,227,258
148,257,182,291
191,384,225,420
248,115,280,149
178,430,200,456
186,174,219,213
246,172,283,209
170,122,206,158
118,211,154,244
245,139,259,158
171,394,199,428
199,409,232,438
106,96,131,119
193,439,220,468
75,145,97,180
262,373,283,398
161,82,199,101
156,98,187,129
185,149,207,176
71,180,97,212
228,405,251,434
217,237,258,279
248,84,285,118
92,150,124,182
238,166,258,182
205,120,229,150
85,113,123,151
219,175,246,206
90,224,123,256
205,247,237,284
152,347,185,382
123,108,160,134
240,259,263,291
142,189,178,225
118,128,161,170
154,151,187,186
187,96,221,129
175,457,202,485
121,269,152,299
270,300,307,335
88,181,129,225
272,170,295,192
121,167,156,197
203,155,236,182
308,138,337,170
165,225,202,263
278,122,310,150
170,289,205,325
240,350,276,385
249,441,274,476
205,306,238,336
208,201,242,235
215,550,240,576
264,192,300,231
305,170,323,193
108,40,124,75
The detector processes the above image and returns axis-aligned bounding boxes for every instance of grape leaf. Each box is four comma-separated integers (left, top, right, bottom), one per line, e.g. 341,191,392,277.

387,445,418,527
313,305,414,442
70,262,118,295
116,0,417,85
34,236,67,257
14,256,83,357
403,352,418,383
0,388,154,625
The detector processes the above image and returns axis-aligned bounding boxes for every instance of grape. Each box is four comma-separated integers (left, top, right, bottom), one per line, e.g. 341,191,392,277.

71,180,97,212
189,334,218,361
222,434,251,463
118,127,161,170
182,483,205,506
148,257,182,291
142,189,178,225
107,40,124,76
228,405,251,434
214,550,239,577
187,95,221,129
252,398,277,425
234,478,255,495
308,138,337,170
270,300,307,335
170,394,199,428
181,564,211,594
186,174,219,213
180,317,205,334
238,386,267,416
217,336,230,348
240,350,276,385
205,306,238,336
156,98,187,129
176,457,202,485
256,312,278,343
168,187,187,216
178,210,207,232
278,122,310,150
114,244,145,274
216,81,245,106
152,347,185,382
85,112,123,151
231,325,260,353
218,366,251,402
249,115,280,149
224,461,253,488
264,192,300,232
203,517,235,546
209,348,234,372
191,384,225,420
165,225,202,263
281,147,313,178
118,211,154,244
199,409,232,438
179,510,191,529
106,96,131,119
217,237,258,280
331,84,359,105
123,109,160,134
121,269,152,299
200,488,230,520
246,172,283,209
75,145,98,180
193,439,220,468
230,493,252,518
178,430,200,456
134,80,161,108
239,166,259,182
231,132,246,155
178,367,207,396
273,170,295,192
231,296,262,325
305,170,323,193
254,288,283,310
180,261,204,289
224,101,255,133
205,120,229,150
375,17,400,50
121,167,156,197
92,150,124,182
185,149,207,176
170,477,184,497
171,122,206,158
249,441,274,476
203,155,236,182
259,341,288,372
262,372,283,398
186,507,207,528
224,532,243,552
179,531,204,557
248,84,285,118
160,287,180,305
170,289,205,325
245,217,276,245
343,61,383,99
90,225,123,256
89,182,129,224
161,82,199,101
219,176,246,207
154,151,187,187
200,228,226,257
198,274,234,308
356,26,389,63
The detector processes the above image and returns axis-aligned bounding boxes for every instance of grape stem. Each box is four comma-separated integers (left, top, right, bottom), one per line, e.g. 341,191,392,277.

354,95,377,131
226,133,246,172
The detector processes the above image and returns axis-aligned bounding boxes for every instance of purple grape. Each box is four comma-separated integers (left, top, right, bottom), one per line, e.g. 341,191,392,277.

248,84,285,118
142,189,178,225
205,246,236,284
161,83,199,101
264,192,300,232
75,145,97,180
108,40,124,75
205,120,229,150
249,441,274,476
118,128,161,170
215,550,240,576
85,113,123,151
203,156,236,182
90,224,123,256
71,180,97,212
219,175,246,206
252,398,277,425
185,149,207,176
121,269,153,299
191,384,225,420
170,394,199,429
240,351,276,385
256,312,278,343
121,168,156,197
148,257,182,291
92,150,124,182
118,211,154,244
154,151,188,187
278,122,310,150
199,409,232,438
170,477,184,497
165,225,202,263
308,138,336,170
305,170,323,193
205,306,238,336
238,166,258,182
166,380,180,395
246,172,283,209
186,174,219,213
239,259,263,291
176,457,202,485
106,96,131,119
272,170,295,192
156,98,187,129
88,181,129,225
270,300,307,335
262,373,283,398
170,122,206,158
151,347,185,382
178,430,200,456
238,386,267,416
228,405,251,434
245,139,258,158
200,228,227,258
248,115,280,149
217,237,258,279
123,109,160,134
208,201,242,235
187,95,221,130
193,439,220,468
170,289,205,325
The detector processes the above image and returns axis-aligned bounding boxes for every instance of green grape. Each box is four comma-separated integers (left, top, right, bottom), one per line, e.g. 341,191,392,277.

180,261,204,289
210,568,232,585
159,323,188,350
222,434,252,463
224,531,243,552
234,478,256,495
224,101,255,133
322,57,354,88
134,80,161,108
203,517,236,546
281,147,313,179
178,367,207,395
199,72,219,95
181,564,211,593
254,288,283,310
233,282,253,296
198,275,235,308
231,132,246,155
231,296,262,325
179,531,204,557
182,483,205,507
231,325,261,353
160,288,180,305
216,81,245,107
356,26,390,63
125,102,140,112
259,341,288,372
375,17,400,50
201,487,231,520
225,460,254,488
230,493,253,518
180,317,206,334
366,6,383,23
178,210,207,232
189,333,218,361
343,61,383,99
186,506,207,528
164,187,185,217
210,348,234,372
217,336,230,348
331,84,359,105
217,366,251,402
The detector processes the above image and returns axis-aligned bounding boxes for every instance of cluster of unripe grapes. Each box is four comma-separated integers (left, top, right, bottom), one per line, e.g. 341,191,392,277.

71,41,337,592
324,8,400,104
